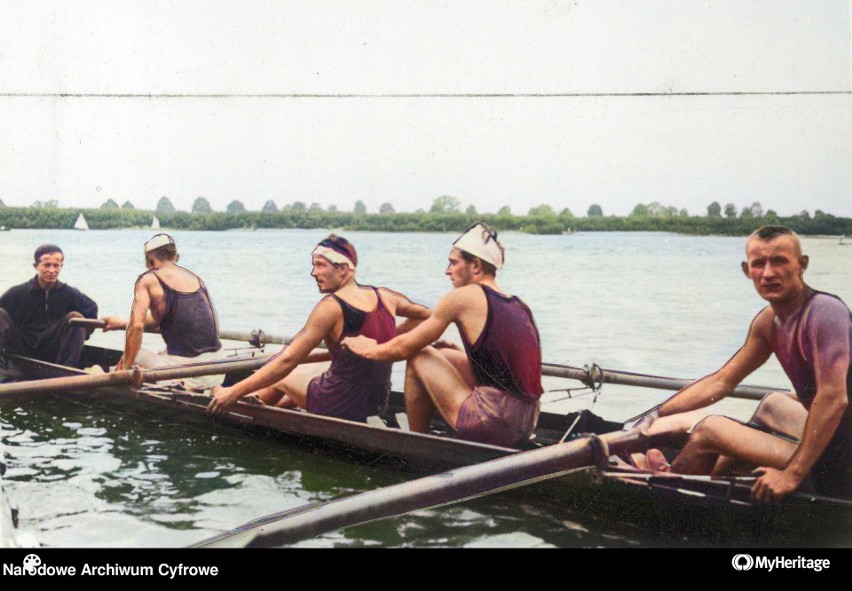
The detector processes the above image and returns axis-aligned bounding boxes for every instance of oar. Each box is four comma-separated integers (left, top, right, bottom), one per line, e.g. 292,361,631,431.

193,427,649,548
0,354,273,396
69,318,296,347
217,327,784,401
74,319,784,400
540,362,782,401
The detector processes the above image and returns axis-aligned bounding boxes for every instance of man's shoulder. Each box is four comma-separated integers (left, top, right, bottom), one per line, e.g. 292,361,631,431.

809,292,851,316
801,292,852,333
1,277,36,299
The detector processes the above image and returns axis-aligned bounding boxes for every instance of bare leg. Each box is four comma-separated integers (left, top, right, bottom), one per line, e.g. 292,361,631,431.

671,415,799,475
711,392,806,476
243,361,329,408
271,361,329,409
404,346,473,432
750,391,807,436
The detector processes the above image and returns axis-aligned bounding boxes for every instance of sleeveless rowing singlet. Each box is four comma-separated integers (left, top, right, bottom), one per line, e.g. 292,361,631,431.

151,270,221,357
460,284,543,402
306,286,397,422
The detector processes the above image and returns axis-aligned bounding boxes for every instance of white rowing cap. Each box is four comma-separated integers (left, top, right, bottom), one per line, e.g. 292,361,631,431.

453,222,503,269
145,233,176,252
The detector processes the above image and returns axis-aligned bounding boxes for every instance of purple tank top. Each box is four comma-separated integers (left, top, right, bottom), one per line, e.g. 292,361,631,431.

327,287,396,384
460,285,543,402
770,290,852,409
306,287,397,422
152,271,221,357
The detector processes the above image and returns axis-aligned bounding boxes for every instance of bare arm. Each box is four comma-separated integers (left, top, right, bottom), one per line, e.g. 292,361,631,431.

117,276,154,369
657,309,774,417
344,290,462,361
379,288,431,335
208,299,337,412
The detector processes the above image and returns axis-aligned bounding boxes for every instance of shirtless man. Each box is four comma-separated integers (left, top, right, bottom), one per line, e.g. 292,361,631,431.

344,222,543,447
208,234,430,423
102,233,222,375
640,226,850,501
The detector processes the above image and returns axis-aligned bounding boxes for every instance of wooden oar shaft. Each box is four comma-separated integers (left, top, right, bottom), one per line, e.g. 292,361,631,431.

70,318,294,346
197,428,647,548
0,355,273,397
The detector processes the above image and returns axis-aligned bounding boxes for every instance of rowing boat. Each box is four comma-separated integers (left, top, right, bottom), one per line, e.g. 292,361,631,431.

1,344,849,546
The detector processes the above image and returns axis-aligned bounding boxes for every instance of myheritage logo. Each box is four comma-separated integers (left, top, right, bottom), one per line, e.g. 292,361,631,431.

22,554,42,574
731,554,754,571
731,554,830,573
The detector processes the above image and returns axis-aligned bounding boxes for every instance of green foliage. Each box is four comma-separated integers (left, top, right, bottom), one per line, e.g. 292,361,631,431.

707,201,722,217
465,205,477,216
156,197,176,213
353,200,367,214
192,197,213,213
430,195,460,213
528,204,555,217
100,199,119,209
724,203,737,218
587,204,603,217
226,200,246,214
0,203,848,238
121,200,135,209
497,205,511,216
379,202,395,214
309,202,324,212
630,203,650,217
261,200,278,213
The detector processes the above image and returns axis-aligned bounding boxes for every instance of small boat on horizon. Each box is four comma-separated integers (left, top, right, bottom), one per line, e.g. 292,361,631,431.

73,213,89,231
151,216,160,230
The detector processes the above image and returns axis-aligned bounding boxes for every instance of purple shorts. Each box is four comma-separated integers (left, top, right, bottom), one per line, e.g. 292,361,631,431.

455,386,539,447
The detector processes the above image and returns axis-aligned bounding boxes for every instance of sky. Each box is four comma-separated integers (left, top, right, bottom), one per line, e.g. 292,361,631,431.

0,0,850,217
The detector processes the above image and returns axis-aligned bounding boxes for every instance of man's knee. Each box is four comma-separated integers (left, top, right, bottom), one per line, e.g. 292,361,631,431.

406,346,438,374
689,415,733,450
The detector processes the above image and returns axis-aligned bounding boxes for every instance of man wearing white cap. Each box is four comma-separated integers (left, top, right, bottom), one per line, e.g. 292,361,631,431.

208,234,430,422
101,233,222,385
344,222,543,447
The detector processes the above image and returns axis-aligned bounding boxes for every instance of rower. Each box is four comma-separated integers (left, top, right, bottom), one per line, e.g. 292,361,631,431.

208,234,431,422
0,244,98,368
638,225,850,501
101,233,224,389
343,222,543,447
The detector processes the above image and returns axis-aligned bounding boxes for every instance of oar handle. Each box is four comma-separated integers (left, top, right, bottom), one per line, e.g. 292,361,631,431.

0,354,274,397
69,318,108,329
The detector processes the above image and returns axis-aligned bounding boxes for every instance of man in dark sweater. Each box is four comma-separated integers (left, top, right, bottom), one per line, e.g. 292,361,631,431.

0,244,98,367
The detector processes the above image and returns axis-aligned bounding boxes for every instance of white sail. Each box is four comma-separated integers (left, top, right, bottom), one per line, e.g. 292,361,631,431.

74,213,89,231
151,216,160,230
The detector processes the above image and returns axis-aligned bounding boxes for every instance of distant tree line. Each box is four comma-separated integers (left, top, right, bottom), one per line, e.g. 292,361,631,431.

1,196,849,236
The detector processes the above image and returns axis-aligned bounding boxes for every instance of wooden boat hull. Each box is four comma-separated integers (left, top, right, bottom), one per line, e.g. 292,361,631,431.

1,345,850,546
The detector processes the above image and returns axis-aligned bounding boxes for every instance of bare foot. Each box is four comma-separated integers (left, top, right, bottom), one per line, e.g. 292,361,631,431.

628,452,651,471
646,448,671,472
275,394,298,409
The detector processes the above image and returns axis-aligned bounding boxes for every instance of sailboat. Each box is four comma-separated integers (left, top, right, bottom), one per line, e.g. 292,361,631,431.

74,213,89,231
151,215,160,230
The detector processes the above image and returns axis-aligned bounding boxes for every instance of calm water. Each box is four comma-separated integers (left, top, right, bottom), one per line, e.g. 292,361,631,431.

0,229,849,547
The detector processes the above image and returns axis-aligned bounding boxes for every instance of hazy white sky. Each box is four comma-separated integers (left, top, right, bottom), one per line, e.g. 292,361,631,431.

1,0,850,216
